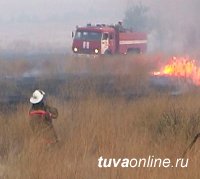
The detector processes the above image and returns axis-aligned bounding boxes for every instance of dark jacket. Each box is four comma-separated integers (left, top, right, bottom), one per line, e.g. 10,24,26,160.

29,103,58,144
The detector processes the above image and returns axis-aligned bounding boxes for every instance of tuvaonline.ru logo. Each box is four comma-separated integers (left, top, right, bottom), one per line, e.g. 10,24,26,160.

98,156,189,168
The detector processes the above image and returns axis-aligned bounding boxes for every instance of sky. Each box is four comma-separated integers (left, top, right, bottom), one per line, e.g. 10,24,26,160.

0,0,128,53
0,0,199,54
0,0,128,23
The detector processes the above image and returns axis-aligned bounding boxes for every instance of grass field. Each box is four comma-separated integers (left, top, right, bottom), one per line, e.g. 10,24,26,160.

0,55,200,178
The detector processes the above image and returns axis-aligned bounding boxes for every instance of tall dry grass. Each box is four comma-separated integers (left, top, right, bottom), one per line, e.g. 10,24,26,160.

0,54,200,178
0,93,200,178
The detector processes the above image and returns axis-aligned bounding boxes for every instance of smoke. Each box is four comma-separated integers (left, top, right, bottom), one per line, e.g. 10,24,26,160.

140,0,200,54
0,0,199,55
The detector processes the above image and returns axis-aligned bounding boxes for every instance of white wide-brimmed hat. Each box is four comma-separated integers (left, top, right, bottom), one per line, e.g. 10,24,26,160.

30,90,45,104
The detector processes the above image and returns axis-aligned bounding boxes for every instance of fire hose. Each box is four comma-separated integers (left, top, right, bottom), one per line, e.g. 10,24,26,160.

182,133,200,157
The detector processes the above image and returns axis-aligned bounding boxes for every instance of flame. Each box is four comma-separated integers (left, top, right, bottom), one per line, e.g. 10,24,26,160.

153,56,200,86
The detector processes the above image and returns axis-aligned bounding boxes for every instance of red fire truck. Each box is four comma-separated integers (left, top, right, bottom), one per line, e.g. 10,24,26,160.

72,22,147,55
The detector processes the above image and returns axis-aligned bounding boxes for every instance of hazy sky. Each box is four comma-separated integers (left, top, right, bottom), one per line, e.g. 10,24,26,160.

0,0,131,53
0,0,129,23
0,0,199,54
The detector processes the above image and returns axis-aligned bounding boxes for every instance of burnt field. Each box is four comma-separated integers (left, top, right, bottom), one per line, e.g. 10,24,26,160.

0,54,194,108
0,55,151,108
1,54,200,178
0,72,150,106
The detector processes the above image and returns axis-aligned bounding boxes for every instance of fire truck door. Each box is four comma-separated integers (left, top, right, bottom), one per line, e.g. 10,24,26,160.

101,33,109,54
109,33,115,54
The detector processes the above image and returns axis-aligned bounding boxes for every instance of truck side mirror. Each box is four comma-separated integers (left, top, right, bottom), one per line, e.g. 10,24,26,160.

109,33,113,40
72,31,74,38
102,33,108,40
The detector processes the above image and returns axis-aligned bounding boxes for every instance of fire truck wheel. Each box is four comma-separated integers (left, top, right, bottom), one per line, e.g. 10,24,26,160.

104,50,112,55
127,48,140,54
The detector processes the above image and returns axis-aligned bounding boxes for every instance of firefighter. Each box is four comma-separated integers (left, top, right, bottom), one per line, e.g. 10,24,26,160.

29,89,58,146
116,21,125,32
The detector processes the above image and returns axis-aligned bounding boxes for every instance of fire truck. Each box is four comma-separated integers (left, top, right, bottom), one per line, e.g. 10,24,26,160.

72,22,147,55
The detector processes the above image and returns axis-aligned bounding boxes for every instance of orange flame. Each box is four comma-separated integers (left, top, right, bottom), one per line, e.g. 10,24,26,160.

153,56,200,86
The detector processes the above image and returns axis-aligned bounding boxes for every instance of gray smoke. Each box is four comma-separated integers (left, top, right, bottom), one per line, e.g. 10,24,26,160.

141,0,200,54
0,0,199,55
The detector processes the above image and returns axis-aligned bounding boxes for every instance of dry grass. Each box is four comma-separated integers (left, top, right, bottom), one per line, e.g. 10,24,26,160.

0,54,200,178
0,93,200,178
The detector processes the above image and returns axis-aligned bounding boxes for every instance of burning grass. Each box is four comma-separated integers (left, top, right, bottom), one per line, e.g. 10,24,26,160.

153,56,200,86
0,54,200,178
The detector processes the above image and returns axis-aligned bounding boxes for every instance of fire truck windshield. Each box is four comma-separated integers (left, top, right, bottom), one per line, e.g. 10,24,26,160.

74,31,102,41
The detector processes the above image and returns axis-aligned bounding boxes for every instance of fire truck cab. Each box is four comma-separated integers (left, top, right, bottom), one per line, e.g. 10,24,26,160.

72,23,147,55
